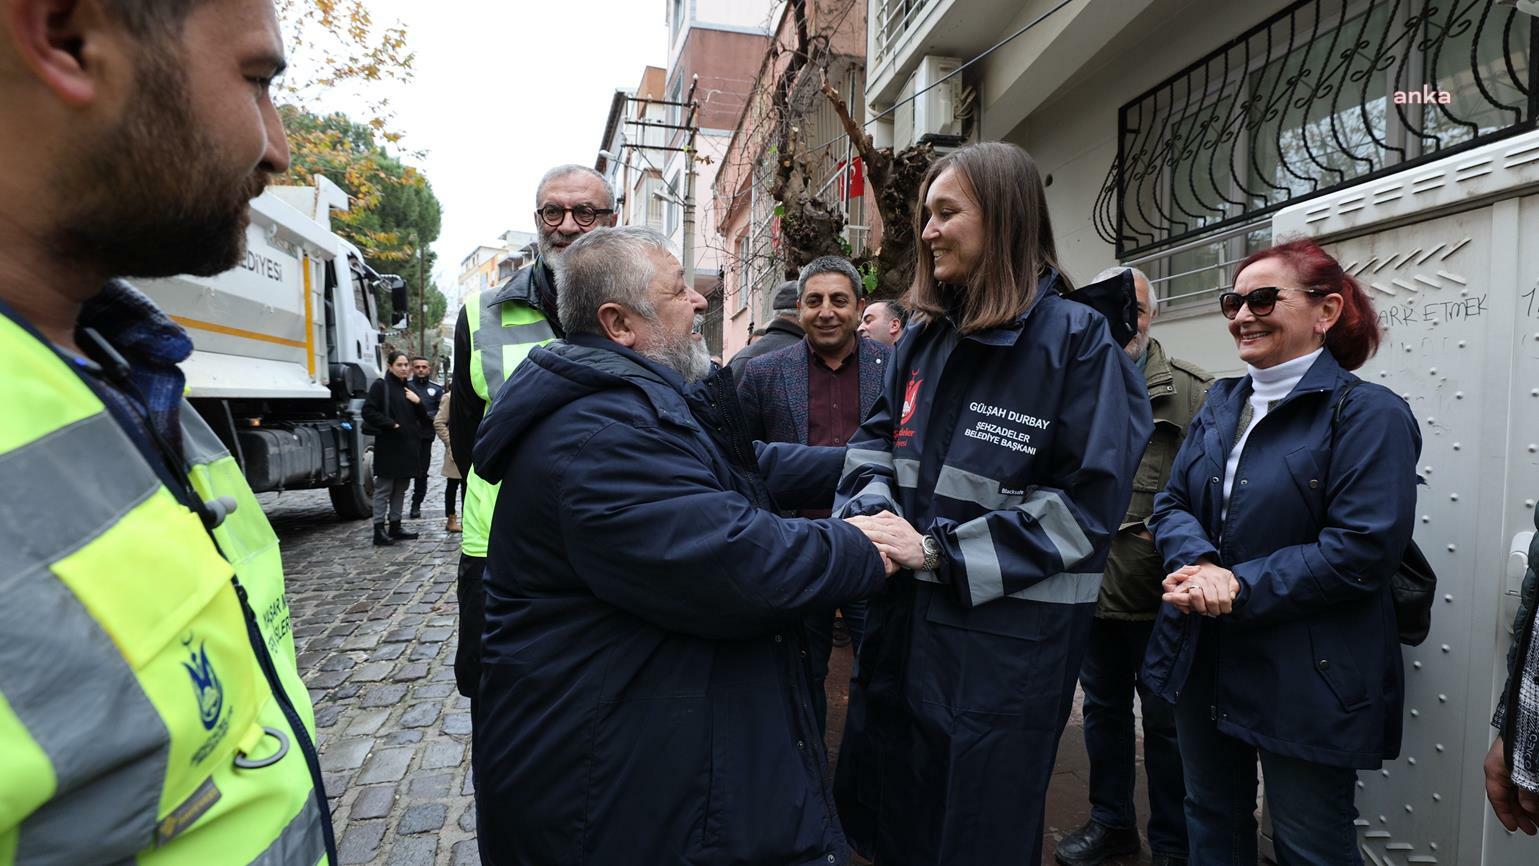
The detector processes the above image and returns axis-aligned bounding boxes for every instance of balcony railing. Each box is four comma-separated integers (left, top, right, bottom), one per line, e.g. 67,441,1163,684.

1095,0,1538,259
873,0,939,71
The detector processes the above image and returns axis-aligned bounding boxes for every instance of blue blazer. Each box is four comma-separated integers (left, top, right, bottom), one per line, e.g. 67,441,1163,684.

1142,349,1422,769
735,336,891,446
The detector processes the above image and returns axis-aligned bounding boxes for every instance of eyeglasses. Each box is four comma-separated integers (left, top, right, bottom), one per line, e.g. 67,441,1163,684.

535,204,614,228
1218,286,1330,319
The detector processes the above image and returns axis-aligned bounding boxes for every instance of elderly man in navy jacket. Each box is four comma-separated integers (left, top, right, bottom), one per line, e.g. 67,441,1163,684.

471,226,894,866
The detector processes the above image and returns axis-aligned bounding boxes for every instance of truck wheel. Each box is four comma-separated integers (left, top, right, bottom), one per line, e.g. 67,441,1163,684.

329,445,374,520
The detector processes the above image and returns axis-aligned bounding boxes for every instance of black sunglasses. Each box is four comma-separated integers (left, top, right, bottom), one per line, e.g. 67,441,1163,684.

1219,286,1330,319
536,204,614,228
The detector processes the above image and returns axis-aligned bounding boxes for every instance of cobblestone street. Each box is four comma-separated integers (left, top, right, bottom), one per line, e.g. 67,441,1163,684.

260,460,478,866
261,445,1154,866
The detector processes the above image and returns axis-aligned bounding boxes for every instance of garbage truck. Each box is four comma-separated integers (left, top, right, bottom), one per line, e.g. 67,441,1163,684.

134,175,409,519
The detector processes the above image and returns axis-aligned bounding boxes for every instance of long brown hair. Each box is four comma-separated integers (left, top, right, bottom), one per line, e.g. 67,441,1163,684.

904,142,1068,334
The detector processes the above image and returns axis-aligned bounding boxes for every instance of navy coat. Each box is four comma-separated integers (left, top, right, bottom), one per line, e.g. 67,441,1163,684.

833,273,1152,864
1142,349,1422,768
736,336,890,446
470,334,885,866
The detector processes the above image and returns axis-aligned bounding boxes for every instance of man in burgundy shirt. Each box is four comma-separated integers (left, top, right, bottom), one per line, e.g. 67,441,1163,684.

736,256,892,735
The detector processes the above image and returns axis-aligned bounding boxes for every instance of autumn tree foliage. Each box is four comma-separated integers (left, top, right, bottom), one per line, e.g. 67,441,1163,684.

272,1,444,339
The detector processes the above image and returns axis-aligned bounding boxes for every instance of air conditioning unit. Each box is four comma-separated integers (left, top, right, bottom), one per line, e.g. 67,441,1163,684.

893,55,963,150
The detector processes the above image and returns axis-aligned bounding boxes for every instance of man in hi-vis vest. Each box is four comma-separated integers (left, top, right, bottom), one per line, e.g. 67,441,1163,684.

0,1,334,864
447,165,617,704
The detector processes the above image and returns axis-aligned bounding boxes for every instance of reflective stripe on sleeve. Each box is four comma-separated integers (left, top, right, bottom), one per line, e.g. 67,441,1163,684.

1021,489,1094,568
0,413,162,577
840,447,894,482
0,413,169,864
893,458,920,490
248,796,327,866
952,488,1098,607
849,480,897,509
178,402,231,464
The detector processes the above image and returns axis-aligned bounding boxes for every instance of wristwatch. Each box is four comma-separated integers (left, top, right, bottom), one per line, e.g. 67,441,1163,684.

920,533,941,572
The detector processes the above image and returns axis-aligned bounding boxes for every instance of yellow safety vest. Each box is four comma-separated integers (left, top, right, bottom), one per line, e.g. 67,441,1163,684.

462,281,556,558
0,310,331,865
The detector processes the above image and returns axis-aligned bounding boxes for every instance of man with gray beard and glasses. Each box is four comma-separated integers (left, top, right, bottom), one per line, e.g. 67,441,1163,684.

469,226,897,865
447,163,617,707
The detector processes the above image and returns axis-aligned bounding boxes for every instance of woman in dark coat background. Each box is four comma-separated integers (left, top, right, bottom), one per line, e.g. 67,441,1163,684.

363,350,428,545
1142,238,1421,864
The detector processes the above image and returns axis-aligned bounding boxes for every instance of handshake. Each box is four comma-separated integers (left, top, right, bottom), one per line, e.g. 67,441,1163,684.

845,510,926,577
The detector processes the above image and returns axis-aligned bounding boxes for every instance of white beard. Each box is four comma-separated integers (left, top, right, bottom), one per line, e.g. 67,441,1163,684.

641,316,712,383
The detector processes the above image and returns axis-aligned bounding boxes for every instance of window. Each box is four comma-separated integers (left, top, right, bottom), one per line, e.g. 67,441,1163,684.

670,0,685,44
643,177,666,230
735,234,750,313
1101,0,1533,311
665,171,681,236
668,77,685,130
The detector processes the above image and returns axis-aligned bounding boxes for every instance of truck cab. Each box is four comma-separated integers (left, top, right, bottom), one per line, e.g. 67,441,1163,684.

133,175,408,518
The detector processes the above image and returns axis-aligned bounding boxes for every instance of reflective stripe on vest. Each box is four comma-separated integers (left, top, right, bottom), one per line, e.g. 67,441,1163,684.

0,312,327,866
462,287,555,558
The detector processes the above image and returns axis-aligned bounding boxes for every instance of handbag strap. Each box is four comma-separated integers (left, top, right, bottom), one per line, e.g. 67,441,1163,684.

1330,378,1361,443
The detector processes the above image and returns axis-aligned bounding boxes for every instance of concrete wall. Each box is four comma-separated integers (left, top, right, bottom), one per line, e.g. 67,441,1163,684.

996,0,1296,369
672,29,775,132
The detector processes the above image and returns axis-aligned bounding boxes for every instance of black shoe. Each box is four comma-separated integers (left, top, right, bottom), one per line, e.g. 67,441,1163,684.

409,506,422,519
1150,856,1187,866
1055,819,1140,866
388,521,420,540
372,523,395,546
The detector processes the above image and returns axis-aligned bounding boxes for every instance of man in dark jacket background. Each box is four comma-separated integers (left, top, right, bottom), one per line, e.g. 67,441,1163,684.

1057,268,1209,866
471,226,894,865
405,355,443,519
737,255,891,735
727,280,804,380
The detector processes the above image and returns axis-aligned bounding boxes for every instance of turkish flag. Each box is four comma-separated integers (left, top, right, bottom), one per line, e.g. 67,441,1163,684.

847,157,865,198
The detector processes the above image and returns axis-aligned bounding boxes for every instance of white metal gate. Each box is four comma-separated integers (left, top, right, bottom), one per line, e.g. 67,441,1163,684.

1284,135,1539,866
1151,129,1539,865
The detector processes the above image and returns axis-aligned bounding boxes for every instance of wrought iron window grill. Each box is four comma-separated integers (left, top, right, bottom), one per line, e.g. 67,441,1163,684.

1095,0,1538,260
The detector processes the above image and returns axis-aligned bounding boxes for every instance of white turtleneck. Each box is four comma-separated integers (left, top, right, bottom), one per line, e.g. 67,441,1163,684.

1222,347,1323,519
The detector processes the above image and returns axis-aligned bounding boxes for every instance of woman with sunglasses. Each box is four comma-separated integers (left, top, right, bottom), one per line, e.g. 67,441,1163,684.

1141,238,1421,864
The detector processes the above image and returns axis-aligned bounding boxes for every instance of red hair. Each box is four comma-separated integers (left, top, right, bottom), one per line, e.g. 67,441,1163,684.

1234,237,1381,371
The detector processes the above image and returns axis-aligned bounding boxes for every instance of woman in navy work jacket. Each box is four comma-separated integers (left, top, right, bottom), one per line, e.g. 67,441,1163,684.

1141,239,1421,864
835,142,1152,864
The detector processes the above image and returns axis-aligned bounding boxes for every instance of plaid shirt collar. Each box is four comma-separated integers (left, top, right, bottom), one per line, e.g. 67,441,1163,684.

76,279,193,451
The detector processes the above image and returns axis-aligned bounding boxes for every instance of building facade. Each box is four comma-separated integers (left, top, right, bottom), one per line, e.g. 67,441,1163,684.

597,3,780,359
450,229,537,327
713,0,876,362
